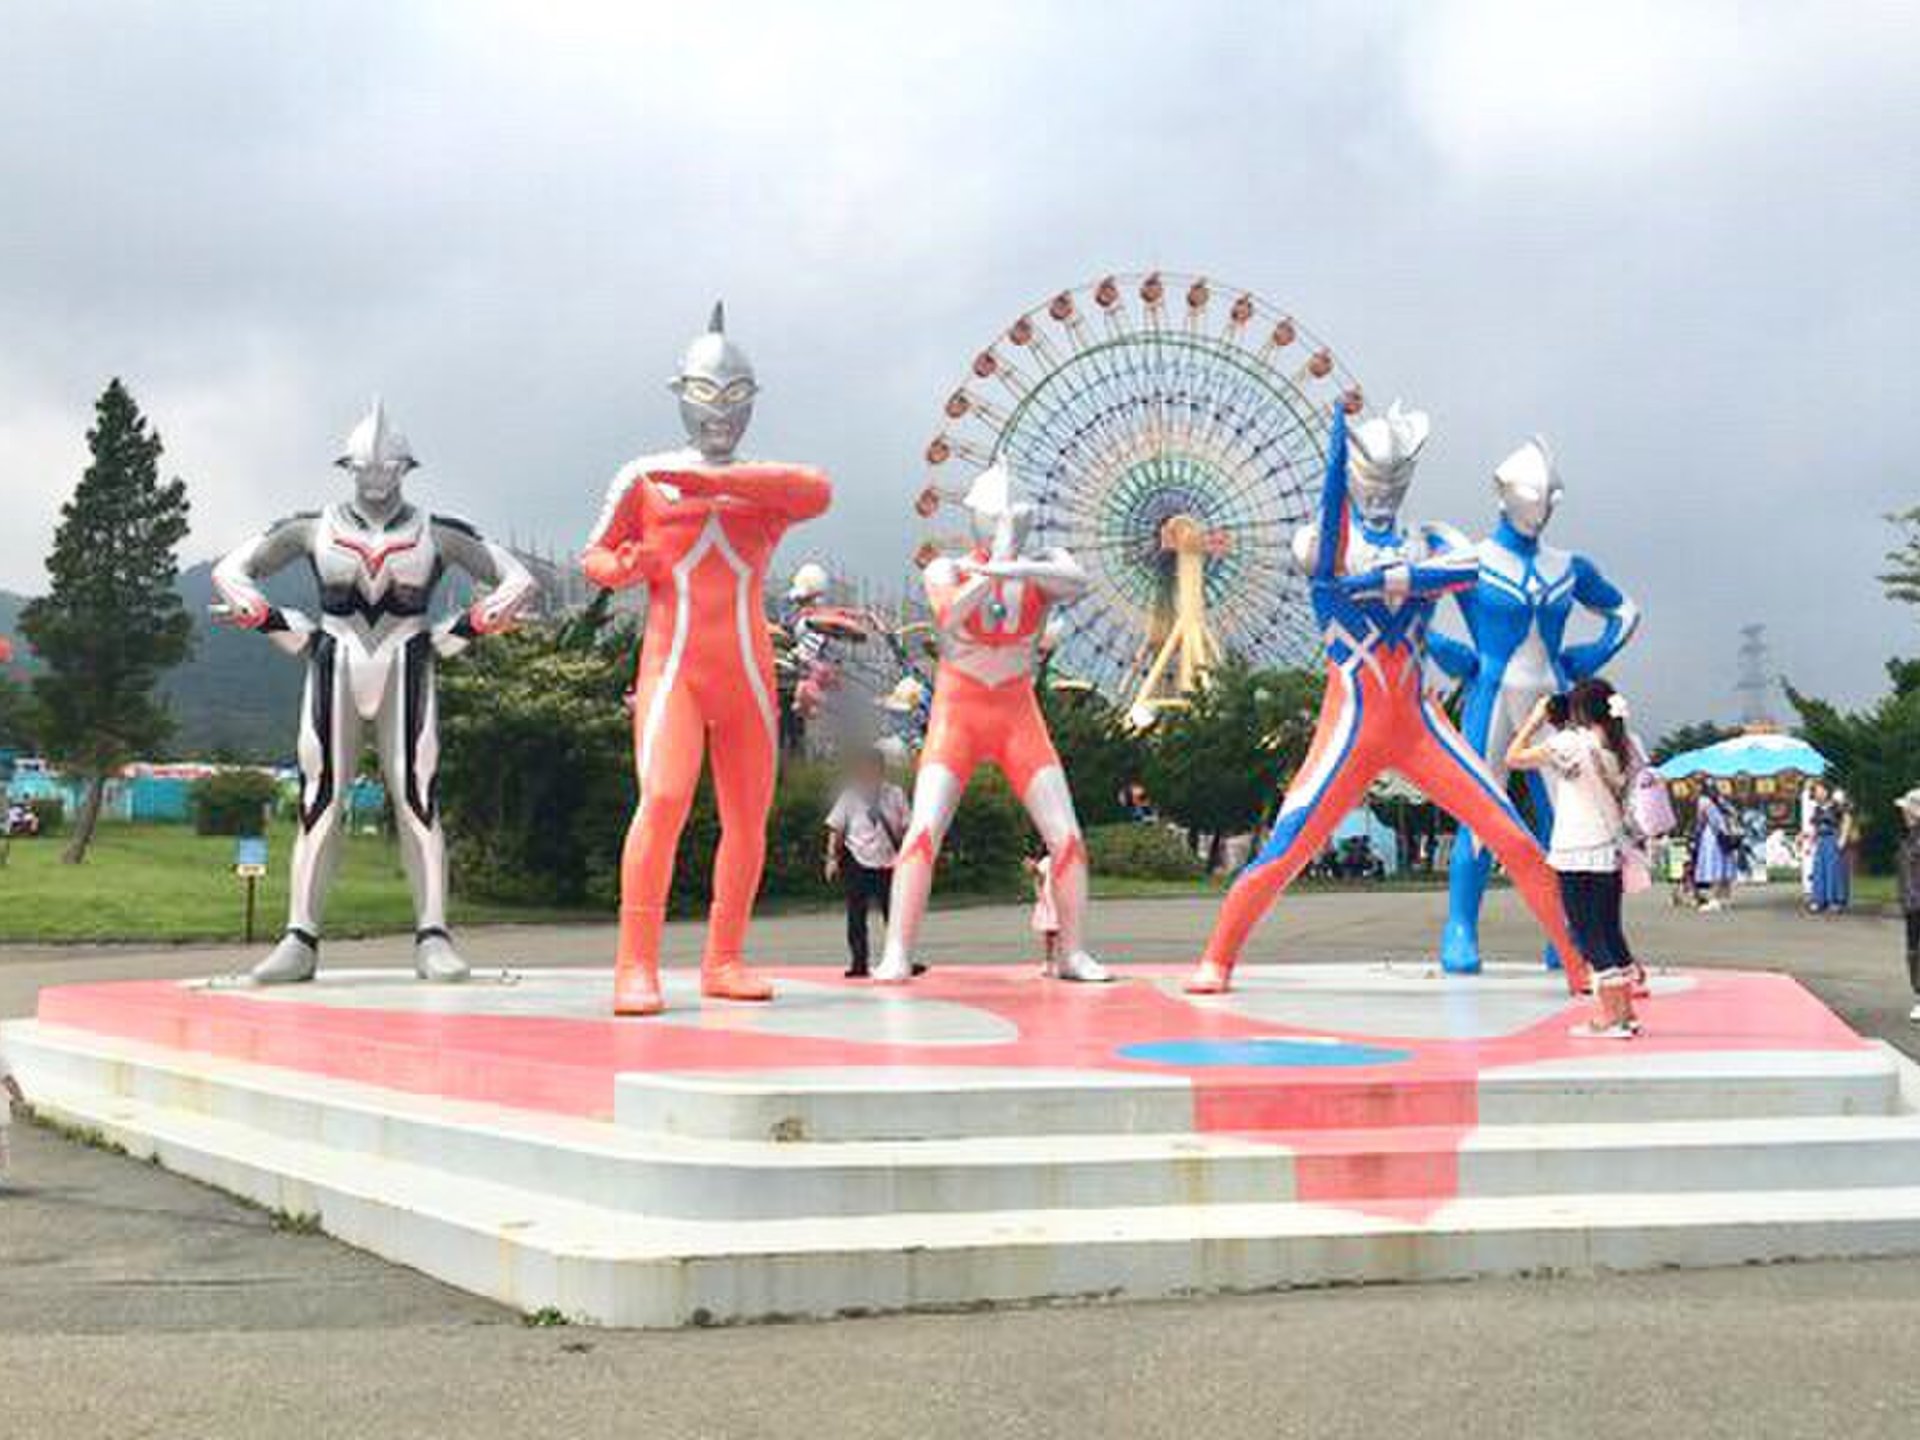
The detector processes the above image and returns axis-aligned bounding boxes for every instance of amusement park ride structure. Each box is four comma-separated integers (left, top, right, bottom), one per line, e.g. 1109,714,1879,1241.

915,271,1363,726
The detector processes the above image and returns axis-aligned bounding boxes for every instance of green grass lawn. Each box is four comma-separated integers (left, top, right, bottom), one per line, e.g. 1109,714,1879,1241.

0,822,1467,944
0,821,597,943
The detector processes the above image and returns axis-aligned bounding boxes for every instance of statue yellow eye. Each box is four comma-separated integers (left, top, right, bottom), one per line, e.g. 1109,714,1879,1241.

680,377,721,404
720,378,758,405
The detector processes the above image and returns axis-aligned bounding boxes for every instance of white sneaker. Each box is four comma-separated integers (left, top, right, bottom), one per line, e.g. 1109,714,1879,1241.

1909,1000,1920,1024
1055,951,1112,983
871,951,917,984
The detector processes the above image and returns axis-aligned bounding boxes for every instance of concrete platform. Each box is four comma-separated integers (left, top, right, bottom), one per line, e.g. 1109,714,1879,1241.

9,961,1920,1327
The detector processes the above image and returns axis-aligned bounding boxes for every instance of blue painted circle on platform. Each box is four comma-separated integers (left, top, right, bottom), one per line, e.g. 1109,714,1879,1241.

1119,1038,1412,1069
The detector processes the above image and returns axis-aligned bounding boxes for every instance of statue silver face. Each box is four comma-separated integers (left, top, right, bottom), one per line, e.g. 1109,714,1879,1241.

1346,402,1430,530
962,460,1037,558
970,499,1036,558
670,302,758,463
1493,438,1562,539
336,399,417,513
1348,470,1414,529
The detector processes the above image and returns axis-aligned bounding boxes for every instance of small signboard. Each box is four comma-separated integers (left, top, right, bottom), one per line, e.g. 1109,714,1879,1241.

233,836,270,942
233,835,269,879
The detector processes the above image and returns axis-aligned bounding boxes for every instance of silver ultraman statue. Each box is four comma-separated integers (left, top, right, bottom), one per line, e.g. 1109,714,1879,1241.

212,401,537,984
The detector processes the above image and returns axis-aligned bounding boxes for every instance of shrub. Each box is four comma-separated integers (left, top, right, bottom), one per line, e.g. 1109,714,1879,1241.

25,796,65,834
190,769,278,836
926,768,1027,897
1086,821,1203,881
439,608,1031,911
657,760,1027,914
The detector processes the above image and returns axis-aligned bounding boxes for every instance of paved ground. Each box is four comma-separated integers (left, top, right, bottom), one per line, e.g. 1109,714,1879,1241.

2,885,1917,1438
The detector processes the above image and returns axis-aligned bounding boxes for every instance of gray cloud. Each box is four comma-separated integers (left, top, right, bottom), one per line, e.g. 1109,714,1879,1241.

2,0,1915,732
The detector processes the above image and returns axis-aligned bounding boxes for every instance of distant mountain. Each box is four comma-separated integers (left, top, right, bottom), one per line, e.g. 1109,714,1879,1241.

6,538,599,761
1,565,307,761
161,561,308,761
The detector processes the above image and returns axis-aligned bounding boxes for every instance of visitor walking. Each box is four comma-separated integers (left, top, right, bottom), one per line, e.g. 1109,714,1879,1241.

1807,781,1852,914
1898,788,1920,1024
1508,679,1645,1039
1692,780,1742,911
823,747,912,979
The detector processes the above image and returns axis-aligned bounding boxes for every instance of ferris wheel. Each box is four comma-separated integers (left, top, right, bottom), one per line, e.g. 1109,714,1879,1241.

915,271,1363,725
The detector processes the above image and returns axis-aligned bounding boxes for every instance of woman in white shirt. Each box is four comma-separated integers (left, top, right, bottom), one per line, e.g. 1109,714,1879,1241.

1508,678,1643,1039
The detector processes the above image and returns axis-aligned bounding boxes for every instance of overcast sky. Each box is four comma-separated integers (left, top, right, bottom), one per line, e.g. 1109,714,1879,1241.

3,0,1915,731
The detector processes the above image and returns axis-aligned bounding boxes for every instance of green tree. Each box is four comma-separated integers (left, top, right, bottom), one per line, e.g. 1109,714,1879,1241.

1788,659,1920,873
439,598,1030,910
1880,507,1920,610
1140,657,1322,869
19,381,193,862
437,599,636,907
1650,719,1742,765
1039,682,1148,827
0,670,36,752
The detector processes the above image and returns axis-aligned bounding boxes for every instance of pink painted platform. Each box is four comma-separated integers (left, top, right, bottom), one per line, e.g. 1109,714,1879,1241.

11,961,1920,1325
32,963,1865,1112
28,963,1870,1205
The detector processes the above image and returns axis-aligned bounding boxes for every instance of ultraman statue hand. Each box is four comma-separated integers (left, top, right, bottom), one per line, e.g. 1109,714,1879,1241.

467,586,527,637
209,589,271,630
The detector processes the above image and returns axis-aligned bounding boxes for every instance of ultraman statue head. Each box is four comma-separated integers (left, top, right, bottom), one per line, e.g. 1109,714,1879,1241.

670,301,758,464
963,460,1036,560
335,398,417,518
1493,436,1563,539
1346,401,1431,530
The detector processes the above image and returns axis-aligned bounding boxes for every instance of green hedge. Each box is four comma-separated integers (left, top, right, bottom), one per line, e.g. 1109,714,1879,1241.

454,759,1031,914
190,770,278,836
1086,821,1203,880
24,796,65,834
437,616,1033,912
635,761,1029,915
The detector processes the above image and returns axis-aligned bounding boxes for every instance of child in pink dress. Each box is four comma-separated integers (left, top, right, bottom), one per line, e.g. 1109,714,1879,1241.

1025,851,1061,976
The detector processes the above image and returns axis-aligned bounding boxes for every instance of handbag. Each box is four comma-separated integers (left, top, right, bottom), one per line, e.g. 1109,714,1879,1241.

1631,771,1676,841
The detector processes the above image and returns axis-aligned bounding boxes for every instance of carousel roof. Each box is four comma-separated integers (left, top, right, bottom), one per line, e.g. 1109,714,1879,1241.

1655,732,1827,781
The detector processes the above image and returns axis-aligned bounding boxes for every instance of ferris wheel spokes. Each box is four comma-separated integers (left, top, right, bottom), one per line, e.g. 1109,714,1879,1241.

916,271,1362,717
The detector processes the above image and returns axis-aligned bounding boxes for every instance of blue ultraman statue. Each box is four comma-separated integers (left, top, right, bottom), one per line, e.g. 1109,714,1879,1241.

1426,438,1640,974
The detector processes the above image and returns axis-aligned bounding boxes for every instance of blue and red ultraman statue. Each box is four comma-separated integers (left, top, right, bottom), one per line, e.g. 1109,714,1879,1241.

1184,404,1588,996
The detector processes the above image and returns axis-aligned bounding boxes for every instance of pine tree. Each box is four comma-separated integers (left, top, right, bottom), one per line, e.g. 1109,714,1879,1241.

1882,507,1920,611
19,380,193,862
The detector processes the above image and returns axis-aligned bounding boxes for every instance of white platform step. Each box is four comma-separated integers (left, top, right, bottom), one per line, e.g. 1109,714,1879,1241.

13,1021,1920,1222
13,1013,1920,1326
617,1049,1906,1142
16,1064,1920,1328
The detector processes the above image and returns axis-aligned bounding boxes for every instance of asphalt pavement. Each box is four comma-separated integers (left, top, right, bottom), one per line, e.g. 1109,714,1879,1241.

2,885,1916,1438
